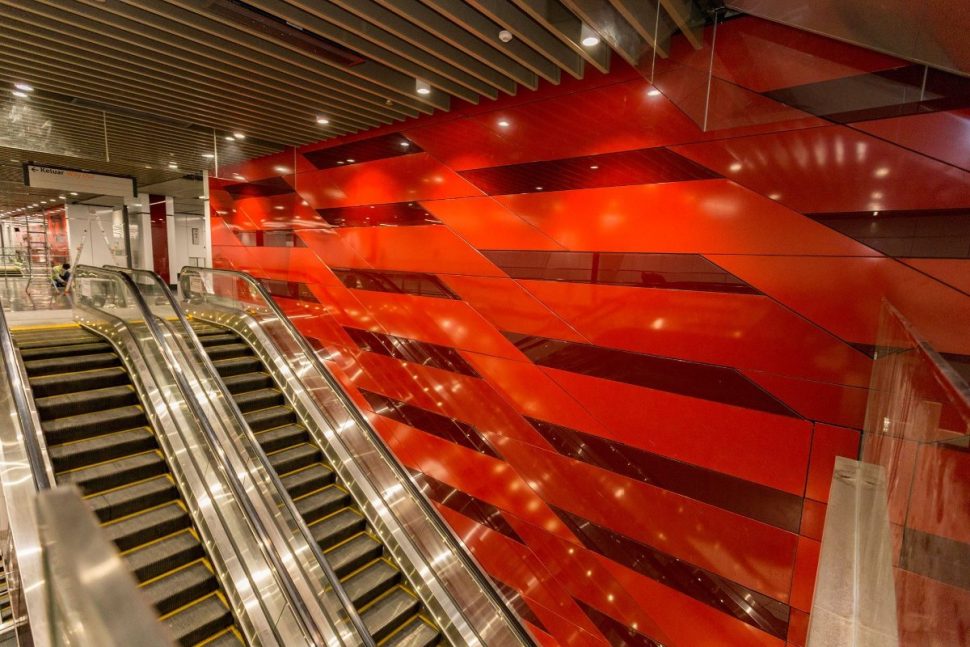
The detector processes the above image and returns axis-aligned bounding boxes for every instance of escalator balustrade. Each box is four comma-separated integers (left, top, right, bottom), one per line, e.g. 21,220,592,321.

13,325,244,647
191,321,442,647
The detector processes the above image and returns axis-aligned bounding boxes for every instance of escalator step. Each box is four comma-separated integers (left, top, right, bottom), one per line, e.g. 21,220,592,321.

59,451,168,494
255,424,310,454
162,594,234,647
143,562,219,616
48,427,155,472
196,333,238,347
310,509,366,551
221,372,275,395
212,356,262,378
280,464,334,498
43,405,147,445
233,388,285,413
14,330,99,348
189,324,225,337
102,502,191,552
204,343,252,361
28,366,129,398
268,443,319,474
361,587,421,642
343,559,401,608
295,485,352,523
125,531,205,583
86,476,178,523
243,405,297,432
36,384,138,420
19,341,113,361
197,630,245,647
326,533,383,577
384,618,441,647
24,352,120,377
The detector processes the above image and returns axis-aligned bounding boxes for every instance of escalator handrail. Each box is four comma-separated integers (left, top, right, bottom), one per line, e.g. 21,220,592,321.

83,265,331,647
0,302,50,490
182,266,537,647
106,265,375,647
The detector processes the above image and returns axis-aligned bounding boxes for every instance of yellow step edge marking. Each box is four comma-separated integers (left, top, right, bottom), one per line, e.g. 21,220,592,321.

47,422,147,451
137,557,212,589
10,323,80,333
55,448,162,477
156,590,223,622
78,472,174,500
119,528,197,558
193,627,242,647
99,498,188,530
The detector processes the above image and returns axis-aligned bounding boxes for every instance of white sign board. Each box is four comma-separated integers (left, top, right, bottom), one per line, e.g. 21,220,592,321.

24,164,136,198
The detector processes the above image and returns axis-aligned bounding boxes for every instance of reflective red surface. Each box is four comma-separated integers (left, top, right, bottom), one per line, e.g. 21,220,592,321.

210,15,970,646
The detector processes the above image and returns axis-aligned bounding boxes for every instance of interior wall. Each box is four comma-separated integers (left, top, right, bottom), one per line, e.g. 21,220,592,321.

66,203,128,268
208,16,970,647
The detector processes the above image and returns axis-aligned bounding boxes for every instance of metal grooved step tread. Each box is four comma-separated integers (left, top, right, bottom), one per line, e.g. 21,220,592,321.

192,321,442,646
13,325,243,647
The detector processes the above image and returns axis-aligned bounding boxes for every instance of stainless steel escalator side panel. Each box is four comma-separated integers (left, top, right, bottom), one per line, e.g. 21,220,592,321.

111,265,372,647
71,273,311,647
180,269,535,647
35,486,174,647
0,318,51,646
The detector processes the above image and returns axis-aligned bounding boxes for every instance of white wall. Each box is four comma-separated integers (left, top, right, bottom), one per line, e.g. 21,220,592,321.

66,204,128,267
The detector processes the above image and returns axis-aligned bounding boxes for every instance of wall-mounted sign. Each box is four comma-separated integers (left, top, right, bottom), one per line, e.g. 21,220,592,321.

23,163,137,198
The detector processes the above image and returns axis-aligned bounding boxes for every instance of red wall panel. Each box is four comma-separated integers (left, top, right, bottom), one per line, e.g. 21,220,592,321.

211,15,970,646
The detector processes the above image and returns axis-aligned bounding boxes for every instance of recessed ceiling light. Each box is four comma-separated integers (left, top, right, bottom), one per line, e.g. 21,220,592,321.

400,141,410,147
316,116,330,125
168,162,178,169
11,90,27,98
14,83,32,92
498,29,513,43
273,205,284,210
69,192,78,196
41,201,48,204
874,167,890,177
274,166,289,173
346,158,355,163
580,24,600,47
233,132,245,139
647,88,661,97
133,203,142,207
202,153,214,158
198,195,207,200
497,119,510,127
728,162,742,172
535,186,543,191
58,195,65,199
589,165,599,170
415,79,431,95
225,136,234,141
873,211,880,216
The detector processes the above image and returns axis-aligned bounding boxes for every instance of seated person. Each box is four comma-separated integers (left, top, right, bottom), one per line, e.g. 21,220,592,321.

51,263,71,289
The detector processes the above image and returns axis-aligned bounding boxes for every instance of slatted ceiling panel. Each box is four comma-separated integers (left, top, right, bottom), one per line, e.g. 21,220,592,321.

0,0,708,212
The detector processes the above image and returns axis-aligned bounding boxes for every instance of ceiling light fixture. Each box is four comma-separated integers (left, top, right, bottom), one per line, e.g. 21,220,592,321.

11,90,27,98
225,136,234,141
497,119,510,127
69,192,78,196
346,158,355,163
202,153,215,158
168,162,178,169
580,24,600,47
400,141,410,147
274,166,289,173
316,116,330,125
647,88,661,97
14,83,33,92
233,132,245,139
589,165,599,170
58,195,65,199
273,205,284,210
498,29,513,43
198,195,207,200
728,162,742,172
415,79,431,95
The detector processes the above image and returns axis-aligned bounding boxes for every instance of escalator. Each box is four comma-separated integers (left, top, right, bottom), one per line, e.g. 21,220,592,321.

12,324,244,647
190,321,441,647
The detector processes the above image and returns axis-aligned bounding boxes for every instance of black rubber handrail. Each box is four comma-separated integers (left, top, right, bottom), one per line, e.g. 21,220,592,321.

180,266,537,647
0,302,51,490
107,265,375,647
83,265,330,647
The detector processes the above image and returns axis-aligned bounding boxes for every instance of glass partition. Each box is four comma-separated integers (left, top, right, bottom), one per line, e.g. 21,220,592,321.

179,267,537,647
810,301,969,646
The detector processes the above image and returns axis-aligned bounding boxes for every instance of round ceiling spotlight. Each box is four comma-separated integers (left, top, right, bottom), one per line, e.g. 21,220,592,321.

233,132,245,140
14,82,33,92
580,24,600,47
225,136,234,141
498,29,513,43
415,79,431,95
202,153,215,159
11,90,28,98
316,116,330,125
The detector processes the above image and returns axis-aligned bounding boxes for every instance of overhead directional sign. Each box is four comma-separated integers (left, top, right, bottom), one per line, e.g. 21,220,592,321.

23,163,136,198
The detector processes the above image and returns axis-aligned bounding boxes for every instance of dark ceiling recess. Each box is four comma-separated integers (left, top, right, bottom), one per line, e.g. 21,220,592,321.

205,0,366,66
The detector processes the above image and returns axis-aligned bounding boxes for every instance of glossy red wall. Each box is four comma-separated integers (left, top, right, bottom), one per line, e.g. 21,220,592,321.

210,16,970,647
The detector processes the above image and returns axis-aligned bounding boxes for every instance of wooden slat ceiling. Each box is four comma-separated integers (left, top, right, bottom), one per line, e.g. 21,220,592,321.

0,0,709,212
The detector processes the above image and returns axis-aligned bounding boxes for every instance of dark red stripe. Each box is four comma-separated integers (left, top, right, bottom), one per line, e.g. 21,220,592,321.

332,267,459,299
458,147,720,195
557,508,790,640
257,278,318,302
344,326,480,377
483,250,759,294
528,417,802,532
303,132,422,169
409,469,523,543
505,333,798,418
807,208,970,259
361,389,501,459
315,201,441,227
576,600,663,647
